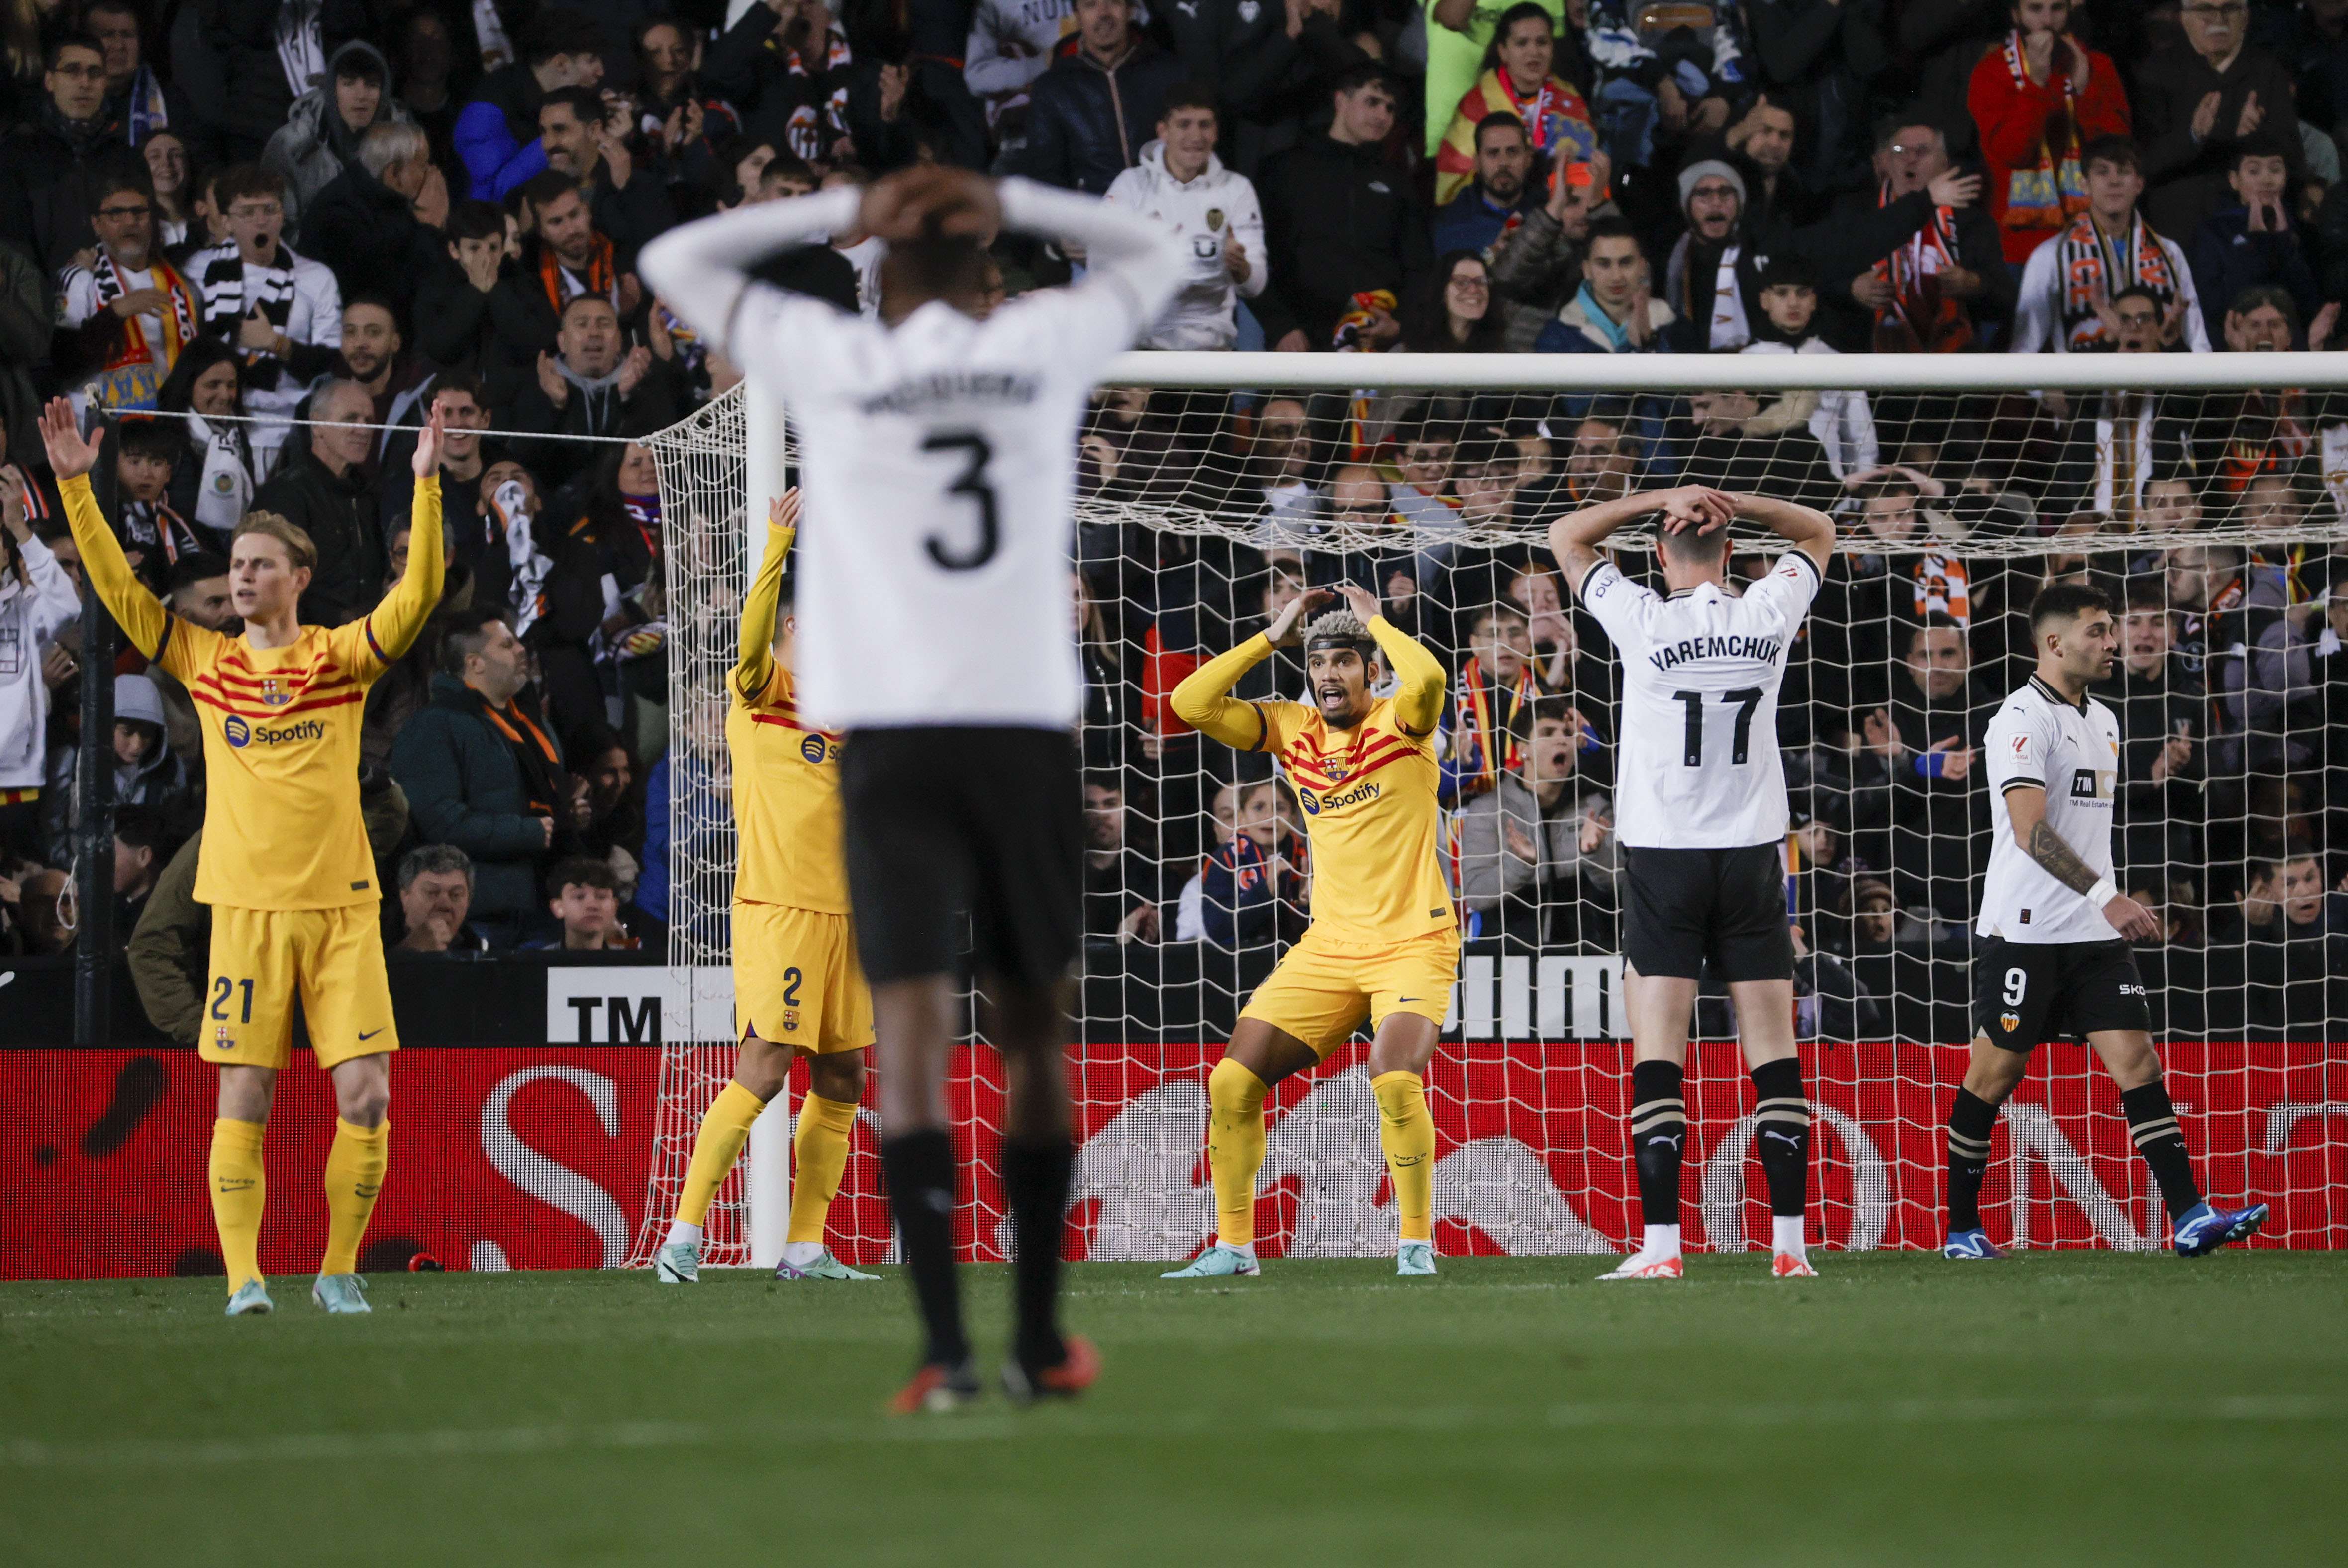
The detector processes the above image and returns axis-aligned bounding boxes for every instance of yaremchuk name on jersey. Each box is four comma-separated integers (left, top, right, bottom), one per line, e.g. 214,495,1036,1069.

59,472,444,909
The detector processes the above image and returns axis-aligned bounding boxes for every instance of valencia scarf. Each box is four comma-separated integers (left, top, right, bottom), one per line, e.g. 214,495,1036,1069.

1872,183,1972,353
2053,211,2178,349
1999,31,2090,236
83,251,197,412
183,413,256,536
1452,655,1535,798
538,232,619,315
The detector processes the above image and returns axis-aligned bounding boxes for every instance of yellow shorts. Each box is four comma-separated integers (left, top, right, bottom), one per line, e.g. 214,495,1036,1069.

1239,925,1460,1058
733,901,873,1054
199,904,398,1072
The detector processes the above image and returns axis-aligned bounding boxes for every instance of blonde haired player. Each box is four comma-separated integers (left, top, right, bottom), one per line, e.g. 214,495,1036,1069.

1164,580,1457,1278
40,395,447,1316
655,491,879,1284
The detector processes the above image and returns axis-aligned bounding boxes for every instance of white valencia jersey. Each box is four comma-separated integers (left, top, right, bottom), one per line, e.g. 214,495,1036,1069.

641,180,1185,731
1580,551,1821,848
1978,677,2123,943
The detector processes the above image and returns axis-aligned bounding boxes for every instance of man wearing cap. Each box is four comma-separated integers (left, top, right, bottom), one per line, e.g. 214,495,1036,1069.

1664,158,1765,351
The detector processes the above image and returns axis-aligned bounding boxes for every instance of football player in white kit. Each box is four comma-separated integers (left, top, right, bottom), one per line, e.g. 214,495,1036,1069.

1549,484,1835,1281
641,167,1185,1411
1946,582,2268,1261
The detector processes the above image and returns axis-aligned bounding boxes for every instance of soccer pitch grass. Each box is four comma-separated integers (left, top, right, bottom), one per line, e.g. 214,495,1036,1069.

5,1254,2345,1566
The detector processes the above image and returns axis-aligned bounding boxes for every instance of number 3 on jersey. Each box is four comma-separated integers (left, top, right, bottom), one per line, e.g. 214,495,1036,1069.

922,431,998,571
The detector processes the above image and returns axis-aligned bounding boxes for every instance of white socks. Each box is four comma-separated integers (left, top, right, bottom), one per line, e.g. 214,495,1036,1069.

781,1240,827,1267
1772,1215,1807,1258
1640,1223,1682,1259
1218,1239,1258,1261
664,1220,703,1248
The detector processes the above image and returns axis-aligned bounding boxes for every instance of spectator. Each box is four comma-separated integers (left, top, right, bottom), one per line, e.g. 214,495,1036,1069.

156,337,271,539
1664,158,1763,352
1742,254,1879,480
392,842,487,953
2047,291,2202,520
0,35,130,274
454,7,607,202
263,39,411,240
0,474,79,860
388,606,568,942
2205,853,2348,1037
509,294,677,490
487,171,638,386
56,165,197,413
1402,251,1508,354
249,381,383,627
184,164,344,422
1102,85,1266,350
304,121,449,319
109,799,172,932
702,0,840,169
1696,90,1823,252
1448,601,1545,802
1456,697,1617,950
141,129,196,255
2188,134,2325,347
16,865,73,953
1748,0,1888,196
412,198,509,375
2137,0,2305,238
143,549,230,761
1822,114,2011,353
381,377,494,599
2100,582,2208,873
335,296,434,453
1586,0,1745,174
1536,217,1684,353
2012,135,2206,355
86,0,186,150
1256,63,1430,351
1482,128,1599,349
1081,772,1162,941
1435,3,1600,208
533,85,680,265
1436,115,1541,258
108,417,202,581
1966,0,2130,266
525,857,644,951
566,721,645,865
1854,615,1989,922
1199,777,1308,951
1014,0,1181,197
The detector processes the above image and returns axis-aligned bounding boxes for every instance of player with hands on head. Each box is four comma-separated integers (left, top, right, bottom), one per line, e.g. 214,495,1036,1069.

641,161,1185,1413
1550,483,1835,1281
1945,583,2267,1262
1163,576,1459,1281
654,489,881,1288
42,396,448,1318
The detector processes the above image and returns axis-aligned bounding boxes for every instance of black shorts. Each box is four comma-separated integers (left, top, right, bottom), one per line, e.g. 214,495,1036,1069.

1973,937,2151,1051
1621,843,1795,983
840,726,1082,990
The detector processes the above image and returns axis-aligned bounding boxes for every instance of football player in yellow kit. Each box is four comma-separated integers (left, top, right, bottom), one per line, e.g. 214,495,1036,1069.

42,395,447,1317
655,492,879,1283
1164,580,1457,1277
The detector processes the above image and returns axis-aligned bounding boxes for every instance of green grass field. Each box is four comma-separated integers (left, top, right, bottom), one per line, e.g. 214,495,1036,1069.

4,1253,2345,1566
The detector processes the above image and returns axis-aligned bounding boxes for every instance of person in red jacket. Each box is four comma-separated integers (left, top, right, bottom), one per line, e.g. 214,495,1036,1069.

1968,0,2131,265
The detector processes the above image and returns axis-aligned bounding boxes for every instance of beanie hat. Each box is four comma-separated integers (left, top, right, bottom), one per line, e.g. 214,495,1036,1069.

1677,159,1747,212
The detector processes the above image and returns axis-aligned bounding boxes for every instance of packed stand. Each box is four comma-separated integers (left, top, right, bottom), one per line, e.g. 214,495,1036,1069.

0,0,2345,1041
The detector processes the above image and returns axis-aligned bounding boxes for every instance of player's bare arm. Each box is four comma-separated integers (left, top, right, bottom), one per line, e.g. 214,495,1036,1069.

1722,491,1837,573
1547,485,1736,594
2002,783,2161,940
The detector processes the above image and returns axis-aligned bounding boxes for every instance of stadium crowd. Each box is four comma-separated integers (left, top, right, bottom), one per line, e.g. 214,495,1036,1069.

2,0,2348,1040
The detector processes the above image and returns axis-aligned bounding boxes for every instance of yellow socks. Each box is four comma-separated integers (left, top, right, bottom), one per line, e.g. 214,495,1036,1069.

1372,1071,1434,1244
320,1117,389,1277
675,1080,766,1232
787,1092,860,1245
209,1117,267,1292
1207,1057,1269,1248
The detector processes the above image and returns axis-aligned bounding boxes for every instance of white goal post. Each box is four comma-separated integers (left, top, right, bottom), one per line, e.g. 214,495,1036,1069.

640,350,2348,1268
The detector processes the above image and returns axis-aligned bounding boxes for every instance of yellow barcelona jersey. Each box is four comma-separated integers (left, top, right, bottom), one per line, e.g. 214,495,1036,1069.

61,472,443,911
727,663,847,912
1261,694,1454,945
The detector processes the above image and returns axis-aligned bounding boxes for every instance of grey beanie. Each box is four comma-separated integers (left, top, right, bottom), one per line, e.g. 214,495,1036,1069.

1678,159,1747,212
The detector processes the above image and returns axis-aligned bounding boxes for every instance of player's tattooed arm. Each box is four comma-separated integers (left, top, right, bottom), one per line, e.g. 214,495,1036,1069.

2007,781,2162,939
2025,816,2104,897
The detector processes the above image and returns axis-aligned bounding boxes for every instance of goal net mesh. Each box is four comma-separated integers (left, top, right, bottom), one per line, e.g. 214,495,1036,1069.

642,368,2348,1267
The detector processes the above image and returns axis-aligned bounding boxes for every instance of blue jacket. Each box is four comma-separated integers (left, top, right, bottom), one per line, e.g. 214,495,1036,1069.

1011,43,1184,196
454,64,550,202
1200,834,1291,951
1433,182,1542,258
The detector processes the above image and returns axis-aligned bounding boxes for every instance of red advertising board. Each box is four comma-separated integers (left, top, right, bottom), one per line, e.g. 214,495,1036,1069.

2,1042,2342,1280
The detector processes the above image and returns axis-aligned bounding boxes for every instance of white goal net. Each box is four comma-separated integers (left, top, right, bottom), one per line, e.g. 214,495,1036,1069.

640,352,2348,1266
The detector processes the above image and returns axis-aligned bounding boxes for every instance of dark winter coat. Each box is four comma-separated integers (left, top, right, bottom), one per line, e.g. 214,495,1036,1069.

251,441,385,628
387,672,565,922
303,160,445,320
1253,132,1434,346
1012,43,1185,196
201,0,371,159
0,109,130,275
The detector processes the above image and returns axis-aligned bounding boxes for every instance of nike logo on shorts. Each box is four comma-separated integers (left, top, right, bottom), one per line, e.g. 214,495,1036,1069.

359,1028,387,1041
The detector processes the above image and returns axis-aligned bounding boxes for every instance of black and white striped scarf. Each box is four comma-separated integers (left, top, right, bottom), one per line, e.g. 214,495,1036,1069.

195,247,301,339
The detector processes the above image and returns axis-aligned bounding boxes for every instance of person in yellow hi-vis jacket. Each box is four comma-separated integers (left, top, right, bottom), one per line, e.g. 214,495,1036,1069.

40,395,447,1317
1162,579,1459,1280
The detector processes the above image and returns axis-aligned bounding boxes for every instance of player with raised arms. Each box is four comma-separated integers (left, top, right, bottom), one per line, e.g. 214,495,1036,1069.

1162,580,1457,1279
41,395,448,1316
641,166,1184,1411
653,491,880,1286
1549,484,1834,1281
1945,583,2268,1260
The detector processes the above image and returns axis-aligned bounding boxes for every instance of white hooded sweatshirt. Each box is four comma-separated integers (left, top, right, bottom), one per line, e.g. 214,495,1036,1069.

1103,139,1266,351
0,535,84,789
